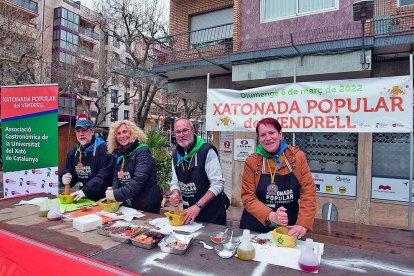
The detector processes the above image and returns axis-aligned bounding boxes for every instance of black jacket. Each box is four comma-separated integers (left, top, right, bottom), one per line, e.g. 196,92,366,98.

112,141,162,214
60,136,114,201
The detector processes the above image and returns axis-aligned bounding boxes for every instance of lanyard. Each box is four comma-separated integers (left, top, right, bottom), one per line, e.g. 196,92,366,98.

266,158,277,184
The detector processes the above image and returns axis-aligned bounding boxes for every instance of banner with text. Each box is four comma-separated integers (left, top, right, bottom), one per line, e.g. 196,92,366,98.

1,85,58,196
206,76,413,132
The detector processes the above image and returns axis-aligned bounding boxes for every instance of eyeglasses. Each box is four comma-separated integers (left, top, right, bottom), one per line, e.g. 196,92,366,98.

175,128,191,136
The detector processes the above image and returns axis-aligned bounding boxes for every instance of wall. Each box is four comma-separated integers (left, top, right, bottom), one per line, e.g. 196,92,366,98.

238,0,358,51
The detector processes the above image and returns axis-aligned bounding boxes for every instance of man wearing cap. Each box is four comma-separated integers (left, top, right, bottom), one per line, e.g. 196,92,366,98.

60,119,114,201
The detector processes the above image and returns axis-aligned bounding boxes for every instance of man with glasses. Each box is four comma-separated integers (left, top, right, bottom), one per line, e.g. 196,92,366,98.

60,118,114,201
169,118,229,226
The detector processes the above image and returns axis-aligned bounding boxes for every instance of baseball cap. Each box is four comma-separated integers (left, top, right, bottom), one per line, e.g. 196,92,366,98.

75,119,94,130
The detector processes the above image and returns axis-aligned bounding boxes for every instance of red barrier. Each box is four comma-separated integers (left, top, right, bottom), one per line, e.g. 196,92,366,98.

0,229,138,276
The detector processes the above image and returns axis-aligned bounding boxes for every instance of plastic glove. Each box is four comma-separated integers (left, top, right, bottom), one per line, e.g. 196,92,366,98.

71,190,85,201
62,173,72,185
106,189,115,201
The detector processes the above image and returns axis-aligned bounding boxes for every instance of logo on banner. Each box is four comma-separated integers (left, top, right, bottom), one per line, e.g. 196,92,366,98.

313,174,324,183
336,176,350,184
387,85,406,97
224,141,231,148
26,181,37,186
241,140,249,145
11,191,21,196
326,185,333,192
217,116,234,127
378,185,391,191
316,184,320,191
392,123,404,128
375,122,388,128
339,186,347,193
48,182,58,187
32,169,43,174
5,179,16,184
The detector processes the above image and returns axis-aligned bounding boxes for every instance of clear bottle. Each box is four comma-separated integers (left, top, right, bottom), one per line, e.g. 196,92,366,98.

47,199,62,221
236,229,255,261
298,238,320,272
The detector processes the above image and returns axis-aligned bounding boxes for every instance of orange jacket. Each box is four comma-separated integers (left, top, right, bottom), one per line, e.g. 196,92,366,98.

241,145,316,230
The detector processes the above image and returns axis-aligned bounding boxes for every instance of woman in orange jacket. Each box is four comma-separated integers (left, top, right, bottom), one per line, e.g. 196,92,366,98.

240,117,316,238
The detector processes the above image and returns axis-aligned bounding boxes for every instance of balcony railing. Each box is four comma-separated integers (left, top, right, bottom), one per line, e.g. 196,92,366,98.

151,13,414,67
151,23,233,65
8,0,38,13
79,48,99,60
63,0,80,9
79,90,98,97
371,14,414,36
79,26,99,41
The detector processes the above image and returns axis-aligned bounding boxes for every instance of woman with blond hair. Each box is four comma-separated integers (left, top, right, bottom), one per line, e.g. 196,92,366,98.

106,120,162,213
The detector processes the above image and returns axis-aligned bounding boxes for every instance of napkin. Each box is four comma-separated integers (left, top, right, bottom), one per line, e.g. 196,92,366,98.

148,217,203,233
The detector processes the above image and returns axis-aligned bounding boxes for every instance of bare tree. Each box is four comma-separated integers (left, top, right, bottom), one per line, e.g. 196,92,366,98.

89,0,170,128
0,5,43,85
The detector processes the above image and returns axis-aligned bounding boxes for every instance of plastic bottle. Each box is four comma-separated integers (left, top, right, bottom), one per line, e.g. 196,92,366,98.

236,229,255,261
47,199,62,221
38,198,50,217
298,238,320,272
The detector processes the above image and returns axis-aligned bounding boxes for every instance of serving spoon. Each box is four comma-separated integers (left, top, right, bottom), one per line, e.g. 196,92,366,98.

199,241,213,250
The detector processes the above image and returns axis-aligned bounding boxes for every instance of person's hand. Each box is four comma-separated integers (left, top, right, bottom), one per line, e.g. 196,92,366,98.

71,190,85,201
287,225,307,239
169,190,180,207
106,189,115,201
62,173,72,185
268,206,288,226
182,205,201,224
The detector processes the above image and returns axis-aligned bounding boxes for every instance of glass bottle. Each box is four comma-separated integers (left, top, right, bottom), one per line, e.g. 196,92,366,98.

298,238,320,272
236,229,255,261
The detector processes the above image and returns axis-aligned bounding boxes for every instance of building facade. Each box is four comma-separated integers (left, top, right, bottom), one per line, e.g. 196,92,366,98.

0,0,165,130
153,0,414,229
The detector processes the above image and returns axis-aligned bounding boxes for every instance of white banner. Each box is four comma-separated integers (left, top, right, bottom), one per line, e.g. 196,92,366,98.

206,76,413,132
371,177,414,202
3,167,59,197
312,172,357,196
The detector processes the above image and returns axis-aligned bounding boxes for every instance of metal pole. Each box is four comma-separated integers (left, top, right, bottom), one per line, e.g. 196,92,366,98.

292,63,296,146
408,53,413,230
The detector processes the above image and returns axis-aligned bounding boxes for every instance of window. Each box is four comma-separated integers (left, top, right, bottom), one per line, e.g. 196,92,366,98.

53,29,78,52
59,52,77,65
261,0,337,22
124,93,130,106
111,108,118,122
190,8,233,49
400,0,414,6
53,7,79,31
111,89,118,104
124,110,130,120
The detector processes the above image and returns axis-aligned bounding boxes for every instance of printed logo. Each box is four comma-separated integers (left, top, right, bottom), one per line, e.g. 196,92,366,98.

48,182,58,187
31,169,43,174
316,184,320,192
26,181,37,186
375,122,388,128
11,191,21,196
217,116,235,127
224,141,231,148
313,174,324,183
378,185,391,191
241,140,249,145
336,176,350,184
5,179,16,184
326,185,333,193
387,85,406,97
339,186,347,193
392,123,404,128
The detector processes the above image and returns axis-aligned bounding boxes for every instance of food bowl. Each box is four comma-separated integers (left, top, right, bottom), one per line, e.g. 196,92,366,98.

98,201,122,213
270,227,297,248
57,193,75,204
224,236,241,247
209,231,228,244
164,210,185,226
215,244,236,259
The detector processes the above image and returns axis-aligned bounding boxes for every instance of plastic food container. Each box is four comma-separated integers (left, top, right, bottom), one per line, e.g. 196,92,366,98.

110,226,147,243
158,233,192,255
96,221,131,236
131,231,167,249
209,231,228,244
270,227,297,248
